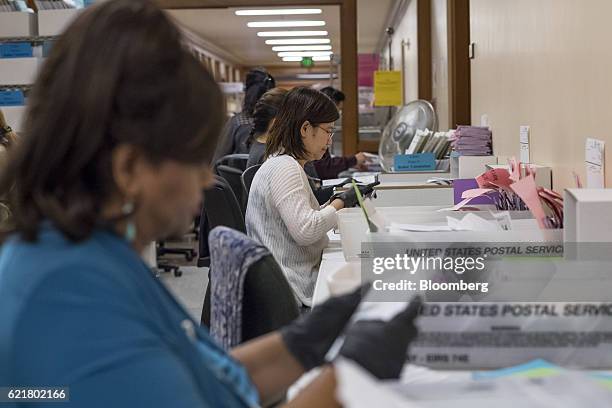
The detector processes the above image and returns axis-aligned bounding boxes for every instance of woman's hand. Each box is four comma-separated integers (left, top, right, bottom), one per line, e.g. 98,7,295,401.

338,296,421,379
280,285,368,371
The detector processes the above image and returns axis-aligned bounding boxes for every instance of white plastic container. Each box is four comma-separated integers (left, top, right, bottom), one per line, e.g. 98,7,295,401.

0,57,41,85
0,12,37,38
336,206,549,261
38,9,80,37
451,155,498,178
564,188,612,242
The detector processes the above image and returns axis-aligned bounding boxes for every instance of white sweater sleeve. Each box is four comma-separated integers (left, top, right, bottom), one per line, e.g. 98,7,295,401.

270,160,337,246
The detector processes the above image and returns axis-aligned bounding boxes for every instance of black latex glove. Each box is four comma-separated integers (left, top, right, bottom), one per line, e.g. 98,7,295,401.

280,285,369,371
332,181,379,208
338,296,422,379
313,186,335,205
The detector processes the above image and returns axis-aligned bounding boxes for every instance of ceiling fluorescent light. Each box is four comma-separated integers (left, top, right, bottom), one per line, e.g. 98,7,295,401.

296,73,337,79
257,31,328,37
312,56,331,61
265,38,330,45
272,45,332,51
235,9,322,16
281,57,303,62
277,51,333,57
248,21,325,28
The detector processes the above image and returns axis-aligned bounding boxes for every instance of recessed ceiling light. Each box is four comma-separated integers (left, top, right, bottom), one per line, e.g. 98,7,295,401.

312,56,331,61
277,51,333,57
265,38,331,45
257,31,328,37
281,57,303,62
272,45,332,52
247,21,325,28
235,9,322,16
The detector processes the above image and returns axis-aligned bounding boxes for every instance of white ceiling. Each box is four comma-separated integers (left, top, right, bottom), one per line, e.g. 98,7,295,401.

166,0,394,67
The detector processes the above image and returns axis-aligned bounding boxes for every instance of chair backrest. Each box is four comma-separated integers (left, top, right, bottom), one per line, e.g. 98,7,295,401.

215,153,250,172
198,176,245,267
205,226,299,347
241,164,262,197
241,254,300,343
216,164,246,212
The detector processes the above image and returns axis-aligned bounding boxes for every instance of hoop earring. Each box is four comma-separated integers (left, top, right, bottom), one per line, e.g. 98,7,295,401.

122,202,136,242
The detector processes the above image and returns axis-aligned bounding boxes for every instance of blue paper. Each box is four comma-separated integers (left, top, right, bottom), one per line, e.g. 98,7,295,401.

393,153,436,171
0,42,33,59
0,91,25,107
472,359,559,380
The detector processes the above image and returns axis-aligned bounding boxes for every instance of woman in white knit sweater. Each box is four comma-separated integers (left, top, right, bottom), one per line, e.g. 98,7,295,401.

246,87,352,307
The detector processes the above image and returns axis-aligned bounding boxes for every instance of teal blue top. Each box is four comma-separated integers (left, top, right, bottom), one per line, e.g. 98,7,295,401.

0,224,259,407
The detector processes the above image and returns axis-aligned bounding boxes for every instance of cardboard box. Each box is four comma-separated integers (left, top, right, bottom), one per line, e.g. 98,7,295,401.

486,163,552,189
2,105,26,132
38,9,80,37
564,189,612,242
0,12,37,38
450,155,497,179
0,57,41,85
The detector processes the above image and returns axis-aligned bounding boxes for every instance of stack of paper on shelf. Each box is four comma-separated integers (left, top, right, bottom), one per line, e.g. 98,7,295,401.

452,125,493,156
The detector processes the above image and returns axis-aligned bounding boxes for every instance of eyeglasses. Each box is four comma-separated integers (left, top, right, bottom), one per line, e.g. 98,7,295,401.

315,125,335,140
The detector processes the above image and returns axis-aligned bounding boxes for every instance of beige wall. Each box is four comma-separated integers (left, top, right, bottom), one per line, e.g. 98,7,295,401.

431,0,449,130
381,0,420,103
471,0,612,191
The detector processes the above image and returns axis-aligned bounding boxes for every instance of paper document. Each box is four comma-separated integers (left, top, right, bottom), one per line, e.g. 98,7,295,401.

389,223,453,232
335,357,612,408
585,138,605,188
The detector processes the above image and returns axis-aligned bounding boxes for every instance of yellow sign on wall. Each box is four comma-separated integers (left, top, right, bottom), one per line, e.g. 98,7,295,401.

374,70,403,106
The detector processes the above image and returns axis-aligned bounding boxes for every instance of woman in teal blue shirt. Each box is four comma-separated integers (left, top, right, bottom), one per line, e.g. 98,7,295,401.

0,1,420,407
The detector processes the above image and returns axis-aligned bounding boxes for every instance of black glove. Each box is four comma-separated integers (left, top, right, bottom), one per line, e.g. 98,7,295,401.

332,181,379,208
280,285,369,371
338,296,421,379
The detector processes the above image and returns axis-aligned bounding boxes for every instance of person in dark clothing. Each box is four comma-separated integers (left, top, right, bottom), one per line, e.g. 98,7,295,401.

246,88,334,205
312,86,369,179
214,68,275,162
246,87,288,168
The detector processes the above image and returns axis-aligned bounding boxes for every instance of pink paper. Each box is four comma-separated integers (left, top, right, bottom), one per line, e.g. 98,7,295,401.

510,174,548,229
461,188,494,199
444,197,474,211
440,188,494,211
476,168,512,189
508,157,521,182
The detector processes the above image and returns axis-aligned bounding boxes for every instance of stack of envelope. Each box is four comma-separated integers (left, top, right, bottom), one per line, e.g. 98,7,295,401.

451,126,492,155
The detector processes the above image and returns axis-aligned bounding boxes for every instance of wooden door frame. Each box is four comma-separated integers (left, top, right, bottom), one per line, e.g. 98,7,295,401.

447,0,471,126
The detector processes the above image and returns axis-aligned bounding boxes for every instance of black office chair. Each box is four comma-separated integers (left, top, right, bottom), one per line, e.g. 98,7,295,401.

198,176,246,268
240,254,300,342
216,164,247,212
215,154,250,212
215,153,250,172
204,226,300,343
241,164,262,197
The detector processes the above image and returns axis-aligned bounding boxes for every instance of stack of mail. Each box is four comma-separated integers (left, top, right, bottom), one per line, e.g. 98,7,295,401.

452,126,492,156
405,129,453,159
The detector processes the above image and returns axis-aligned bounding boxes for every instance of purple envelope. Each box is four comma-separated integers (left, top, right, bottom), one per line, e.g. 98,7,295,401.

453,178,498,205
